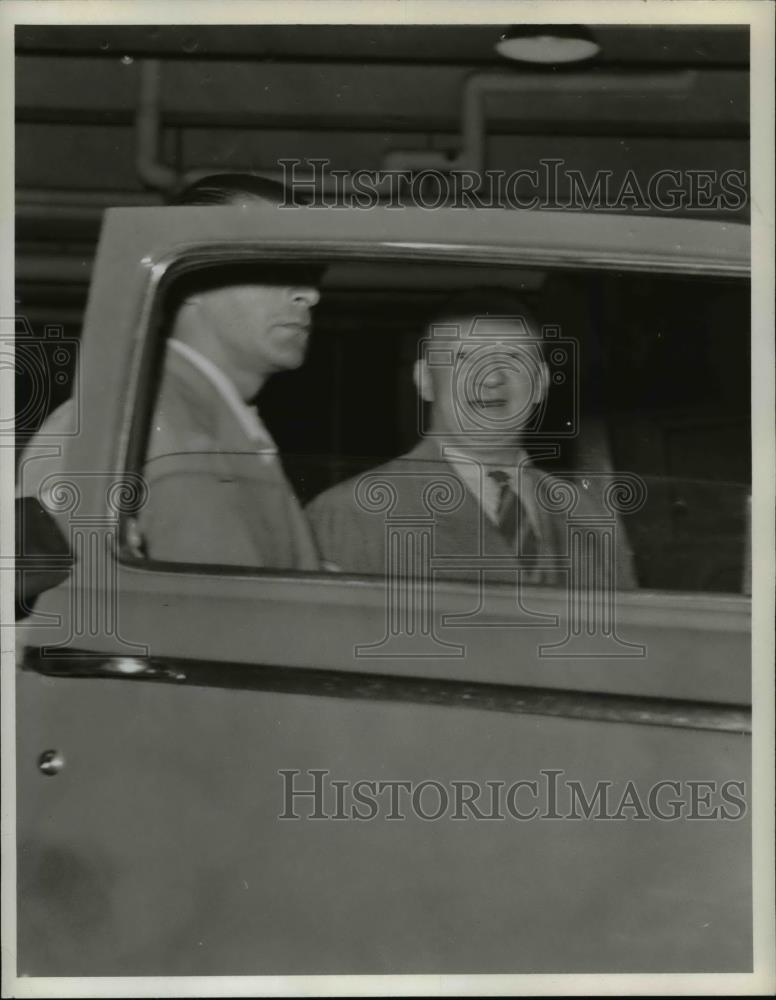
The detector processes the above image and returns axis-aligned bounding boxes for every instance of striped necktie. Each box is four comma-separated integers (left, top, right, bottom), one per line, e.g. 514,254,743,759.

488,469,539,556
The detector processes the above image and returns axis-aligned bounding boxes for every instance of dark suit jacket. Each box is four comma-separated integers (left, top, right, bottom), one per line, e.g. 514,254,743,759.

307,438,636,587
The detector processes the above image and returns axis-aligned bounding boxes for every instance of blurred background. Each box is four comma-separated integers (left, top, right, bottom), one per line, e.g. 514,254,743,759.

16,24,749,333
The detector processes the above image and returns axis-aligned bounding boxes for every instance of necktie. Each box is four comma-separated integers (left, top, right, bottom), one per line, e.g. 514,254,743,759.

488,469,539,556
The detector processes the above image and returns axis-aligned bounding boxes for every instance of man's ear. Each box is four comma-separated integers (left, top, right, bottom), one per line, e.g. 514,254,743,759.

413,358,435,403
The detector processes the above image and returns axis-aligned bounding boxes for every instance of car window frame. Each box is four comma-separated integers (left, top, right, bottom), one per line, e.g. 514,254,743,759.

115,239,750,608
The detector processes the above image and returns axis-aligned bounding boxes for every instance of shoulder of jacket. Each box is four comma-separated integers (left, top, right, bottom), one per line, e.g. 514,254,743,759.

147,363,220,455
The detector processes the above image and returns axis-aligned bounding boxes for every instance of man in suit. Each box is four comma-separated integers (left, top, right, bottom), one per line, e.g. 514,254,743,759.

307,288,634,588
17,174,321,571
138,258,321,567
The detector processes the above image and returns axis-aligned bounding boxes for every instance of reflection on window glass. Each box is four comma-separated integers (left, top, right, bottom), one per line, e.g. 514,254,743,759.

137,259,750,595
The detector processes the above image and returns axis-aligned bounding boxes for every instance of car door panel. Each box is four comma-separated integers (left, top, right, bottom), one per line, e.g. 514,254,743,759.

16,205,752,975
17,663,750,975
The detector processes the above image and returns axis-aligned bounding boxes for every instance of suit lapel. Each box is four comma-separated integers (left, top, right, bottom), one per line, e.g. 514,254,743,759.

395,442,570,587
397,439,515,558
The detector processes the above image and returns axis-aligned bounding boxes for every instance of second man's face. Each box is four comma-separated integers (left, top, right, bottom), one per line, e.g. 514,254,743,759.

422,317,549,441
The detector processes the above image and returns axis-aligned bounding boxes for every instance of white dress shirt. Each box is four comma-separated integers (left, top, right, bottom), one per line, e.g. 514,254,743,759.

166,339,277,459
442,446,543,539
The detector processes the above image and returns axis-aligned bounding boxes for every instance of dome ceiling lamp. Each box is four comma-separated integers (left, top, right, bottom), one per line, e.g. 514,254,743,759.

495,25,601,65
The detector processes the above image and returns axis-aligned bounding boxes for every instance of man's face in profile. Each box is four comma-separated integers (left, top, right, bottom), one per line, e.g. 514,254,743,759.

196,280,321,376
419,315,549,442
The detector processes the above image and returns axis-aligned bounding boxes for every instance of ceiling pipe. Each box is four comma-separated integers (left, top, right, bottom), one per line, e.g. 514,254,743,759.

132,60,361,197
383,70,696,174
135,59,181,194
20,65,699,212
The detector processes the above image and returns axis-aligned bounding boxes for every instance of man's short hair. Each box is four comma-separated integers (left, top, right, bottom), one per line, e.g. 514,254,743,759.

163,172,319,311
170,172,308,206
427,287,541,339
163,261,323,321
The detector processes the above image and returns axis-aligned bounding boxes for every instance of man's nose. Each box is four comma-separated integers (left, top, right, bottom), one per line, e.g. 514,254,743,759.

291,286,320,307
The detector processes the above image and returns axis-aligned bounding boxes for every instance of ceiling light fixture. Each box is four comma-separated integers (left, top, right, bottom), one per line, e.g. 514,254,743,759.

495,25,601,64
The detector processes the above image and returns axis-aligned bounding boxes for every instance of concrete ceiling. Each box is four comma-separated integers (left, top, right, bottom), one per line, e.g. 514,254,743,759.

15,24,750,323
15,24,749,66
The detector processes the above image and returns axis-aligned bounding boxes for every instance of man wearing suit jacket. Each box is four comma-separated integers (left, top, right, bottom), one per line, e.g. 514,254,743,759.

307,288,634,588
17,174,321,572
138,260,320,568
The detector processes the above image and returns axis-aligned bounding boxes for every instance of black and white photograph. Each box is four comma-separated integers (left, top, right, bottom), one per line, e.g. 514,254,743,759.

2,1,774,996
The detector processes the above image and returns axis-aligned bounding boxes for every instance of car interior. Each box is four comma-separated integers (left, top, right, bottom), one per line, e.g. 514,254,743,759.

133,255,749,594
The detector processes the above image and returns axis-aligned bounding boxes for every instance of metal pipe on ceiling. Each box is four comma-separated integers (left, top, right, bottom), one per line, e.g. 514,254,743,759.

16,62,708,216
132,59,349,197
383,70,697,174
135,58,180,193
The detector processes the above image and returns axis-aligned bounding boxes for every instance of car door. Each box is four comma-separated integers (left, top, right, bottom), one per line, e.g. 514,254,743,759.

16,205,751,975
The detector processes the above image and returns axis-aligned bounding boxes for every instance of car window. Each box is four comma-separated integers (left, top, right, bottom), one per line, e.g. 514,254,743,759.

129,256,750,596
